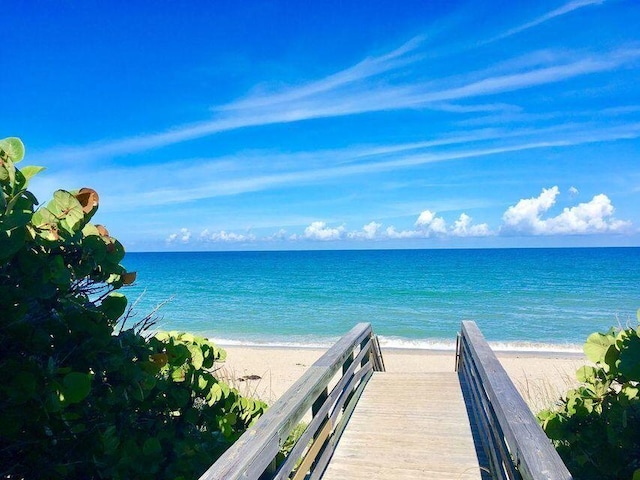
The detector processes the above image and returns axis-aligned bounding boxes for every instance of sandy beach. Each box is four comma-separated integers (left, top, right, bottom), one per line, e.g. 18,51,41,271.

219,345,585,413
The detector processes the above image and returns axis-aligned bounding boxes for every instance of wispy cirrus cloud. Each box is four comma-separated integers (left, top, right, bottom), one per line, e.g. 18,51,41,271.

490,0,607,42
38,35,639,164
76,121,640,211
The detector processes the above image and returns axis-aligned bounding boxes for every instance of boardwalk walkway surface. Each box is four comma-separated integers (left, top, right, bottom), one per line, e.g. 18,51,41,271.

321,372,482,480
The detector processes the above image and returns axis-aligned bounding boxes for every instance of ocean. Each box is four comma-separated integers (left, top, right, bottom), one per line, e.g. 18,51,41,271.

122,248,640,352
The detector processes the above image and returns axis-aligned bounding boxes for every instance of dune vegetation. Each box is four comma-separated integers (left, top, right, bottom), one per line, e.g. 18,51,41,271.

538,320,640,480
0,137,267,479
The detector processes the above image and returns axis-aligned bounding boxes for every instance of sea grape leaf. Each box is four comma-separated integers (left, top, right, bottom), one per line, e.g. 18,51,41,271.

584,332,615,364
20,165,45,184
187,344,204,370
32,207,60,241
618,335,640,381
63,372,92,403
0,137,25,163
576,366,597,384
74,187,99,214
121,271,137,285
622,385,639,401
50,190,84,233
143,437,162,457
100,293,127,322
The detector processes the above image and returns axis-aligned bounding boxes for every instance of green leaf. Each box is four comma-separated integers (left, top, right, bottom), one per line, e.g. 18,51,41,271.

49,190,84,233
633,468,640,480
0,137,25,163
584,332,615,364
100,293,127,322
622,385,639,401
63,372,92,403
20,165,45,184
101,426,120,455
207,383,222,406
576,365,597,383
143,437,162,457
188,344,204,370
32,207,60,241
0,229,26,260
171,367,187,383
48,255,71,285
619,334,640,381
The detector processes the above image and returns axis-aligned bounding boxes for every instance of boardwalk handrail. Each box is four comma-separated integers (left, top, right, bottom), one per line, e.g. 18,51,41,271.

199,322,385,480
456,321,572,480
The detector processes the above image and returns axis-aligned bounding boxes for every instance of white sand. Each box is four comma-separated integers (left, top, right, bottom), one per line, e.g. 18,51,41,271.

218,345,585,412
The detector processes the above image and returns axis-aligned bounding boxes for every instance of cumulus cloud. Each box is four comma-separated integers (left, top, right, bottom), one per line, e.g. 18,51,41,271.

267,229,289,241
200,228,256,242
166,228,191,243
568,186,579,197
385,226,421,239
348,221,383,240
415,210,447,235
502,186,630,234
303,221,345,241
450,214,492,237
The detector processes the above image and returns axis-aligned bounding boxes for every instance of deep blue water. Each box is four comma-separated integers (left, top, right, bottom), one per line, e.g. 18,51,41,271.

121,248,640,350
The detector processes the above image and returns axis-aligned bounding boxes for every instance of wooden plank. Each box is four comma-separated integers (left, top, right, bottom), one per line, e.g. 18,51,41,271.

459,354,511,480
460,321,572,480
309,366,373,480
198,323,373,480
274,341,373,479
371,334,386,372
292,419,333,480
321,372,483,480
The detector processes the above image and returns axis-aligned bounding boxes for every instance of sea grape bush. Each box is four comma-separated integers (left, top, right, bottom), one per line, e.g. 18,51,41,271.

0,137,266,479
537,317,640,480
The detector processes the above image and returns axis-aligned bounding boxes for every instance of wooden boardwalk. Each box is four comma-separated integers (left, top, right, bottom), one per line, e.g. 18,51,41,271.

200,322,572,480
321,372,483,480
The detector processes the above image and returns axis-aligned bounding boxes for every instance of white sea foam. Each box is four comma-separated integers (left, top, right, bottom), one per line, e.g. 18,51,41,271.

208,335,582,354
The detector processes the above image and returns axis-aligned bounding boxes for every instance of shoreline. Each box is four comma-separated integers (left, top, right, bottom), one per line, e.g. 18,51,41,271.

210,335,583,355
218,344,586,412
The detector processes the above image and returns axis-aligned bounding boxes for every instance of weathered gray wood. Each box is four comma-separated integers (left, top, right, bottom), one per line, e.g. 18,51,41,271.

371,334,386,372
459,352,512,480
321,372,483,480
309,366,373,480
199,323,376,480
292,419,332,480
459,321,573,480
273,340,373,479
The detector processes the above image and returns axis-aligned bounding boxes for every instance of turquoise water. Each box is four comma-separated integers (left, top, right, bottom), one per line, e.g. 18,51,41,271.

122,248,640,351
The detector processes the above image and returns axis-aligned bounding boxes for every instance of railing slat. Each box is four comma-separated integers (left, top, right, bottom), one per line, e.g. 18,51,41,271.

273,338,373,478
199,322,377,480
458,321,573,480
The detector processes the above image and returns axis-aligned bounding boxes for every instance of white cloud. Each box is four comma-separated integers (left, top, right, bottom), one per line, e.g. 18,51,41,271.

303,221,345,241
492,0,606,42
503,186,560,233
200,229,256,243
415,210,447,235
568,186,579,197
502,187,630,235
166,228,191,243
348,221,383,240
267,229,288,241
450,213,492,237
385,226,421,239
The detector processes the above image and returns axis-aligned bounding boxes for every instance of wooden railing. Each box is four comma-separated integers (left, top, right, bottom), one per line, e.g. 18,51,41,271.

456,321,573,480
199,323,385,480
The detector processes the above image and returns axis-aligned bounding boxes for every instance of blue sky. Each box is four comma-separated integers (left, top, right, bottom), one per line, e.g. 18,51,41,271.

3,0,640,251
